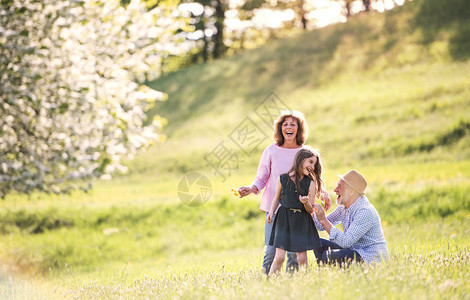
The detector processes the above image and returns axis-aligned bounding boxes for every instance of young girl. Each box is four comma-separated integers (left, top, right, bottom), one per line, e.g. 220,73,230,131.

267,146,325,275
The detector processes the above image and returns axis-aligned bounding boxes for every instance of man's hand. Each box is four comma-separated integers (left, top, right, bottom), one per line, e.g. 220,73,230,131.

313,203,326,221
313,203,333,234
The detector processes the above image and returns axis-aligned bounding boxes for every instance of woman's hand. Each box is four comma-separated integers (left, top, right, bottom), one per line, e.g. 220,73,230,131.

267,212,274,224
238,186,257,198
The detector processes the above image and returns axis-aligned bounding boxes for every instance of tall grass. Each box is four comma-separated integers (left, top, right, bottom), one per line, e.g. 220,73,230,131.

60,250,469,299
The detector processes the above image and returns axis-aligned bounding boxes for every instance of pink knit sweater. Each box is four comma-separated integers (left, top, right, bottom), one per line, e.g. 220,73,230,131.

251,143,303,212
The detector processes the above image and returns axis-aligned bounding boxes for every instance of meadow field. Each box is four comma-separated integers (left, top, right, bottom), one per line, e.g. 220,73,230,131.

1,0,469,298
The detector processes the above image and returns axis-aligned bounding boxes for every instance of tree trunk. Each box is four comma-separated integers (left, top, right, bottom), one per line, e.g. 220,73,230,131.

213,0,226,59
201,11,208,62
346,1,352,18
202,33,209,62
300,0,307,29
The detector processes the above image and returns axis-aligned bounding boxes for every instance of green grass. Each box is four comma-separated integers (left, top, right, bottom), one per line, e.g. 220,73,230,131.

1,0,470,298
3,219,468,299
1,179,469,283
60,250,469,299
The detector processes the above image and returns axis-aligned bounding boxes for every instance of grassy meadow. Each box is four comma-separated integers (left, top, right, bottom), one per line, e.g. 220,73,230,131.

1,0,470,298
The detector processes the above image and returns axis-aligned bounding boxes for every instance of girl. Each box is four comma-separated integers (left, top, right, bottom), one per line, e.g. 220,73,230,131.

267,146,324,275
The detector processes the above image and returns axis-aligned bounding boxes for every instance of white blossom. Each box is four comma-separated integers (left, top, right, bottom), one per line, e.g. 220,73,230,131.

0,0,181,197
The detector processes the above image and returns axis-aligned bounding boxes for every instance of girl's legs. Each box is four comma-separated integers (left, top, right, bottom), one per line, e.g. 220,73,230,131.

263,213,298,274
297,251,308,269
268,248,298,273
286,251,299,272
268,248,286,276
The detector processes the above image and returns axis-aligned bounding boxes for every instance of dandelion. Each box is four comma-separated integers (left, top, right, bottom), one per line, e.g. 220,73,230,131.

231,188,240,197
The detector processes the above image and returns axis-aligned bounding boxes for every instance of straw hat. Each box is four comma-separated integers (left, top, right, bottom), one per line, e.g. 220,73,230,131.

338,169,367,195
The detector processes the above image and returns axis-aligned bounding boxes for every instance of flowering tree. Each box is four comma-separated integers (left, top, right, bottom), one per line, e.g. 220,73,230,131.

0,0,183,197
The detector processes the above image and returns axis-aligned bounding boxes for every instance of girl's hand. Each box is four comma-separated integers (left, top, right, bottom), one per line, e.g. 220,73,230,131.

306,166,314,178
321,190,332,211
299,194,309,204
267,212,274,224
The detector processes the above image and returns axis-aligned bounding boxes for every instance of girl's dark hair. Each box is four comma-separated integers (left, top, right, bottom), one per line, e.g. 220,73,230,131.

288,146,324,196
273,110,308,146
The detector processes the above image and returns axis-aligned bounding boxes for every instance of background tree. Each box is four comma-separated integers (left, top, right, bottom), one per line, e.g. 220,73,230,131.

344,0,354,17
212,0,228,58
182,1,211,63
179,0,228,63
0,0,183,198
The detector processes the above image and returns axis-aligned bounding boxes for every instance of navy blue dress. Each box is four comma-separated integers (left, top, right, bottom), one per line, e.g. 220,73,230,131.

269,173,320,252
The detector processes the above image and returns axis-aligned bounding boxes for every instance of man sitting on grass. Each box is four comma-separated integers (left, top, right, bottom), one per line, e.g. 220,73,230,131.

312,169,389,265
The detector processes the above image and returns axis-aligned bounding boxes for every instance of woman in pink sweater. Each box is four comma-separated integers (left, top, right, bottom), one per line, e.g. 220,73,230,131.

238,110,331,274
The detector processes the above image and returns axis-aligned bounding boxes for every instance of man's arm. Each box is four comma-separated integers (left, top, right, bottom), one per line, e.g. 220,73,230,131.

312,204,343,231
329,208,376,248
313,203,333,233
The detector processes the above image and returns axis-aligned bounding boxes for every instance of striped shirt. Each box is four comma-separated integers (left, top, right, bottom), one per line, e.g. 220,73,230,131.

313,195,389,263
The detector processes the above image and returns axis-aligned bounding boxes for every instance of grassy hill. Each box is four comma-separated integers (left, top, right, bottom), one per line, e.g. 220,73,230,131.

0,0,469,298
139,0,470,178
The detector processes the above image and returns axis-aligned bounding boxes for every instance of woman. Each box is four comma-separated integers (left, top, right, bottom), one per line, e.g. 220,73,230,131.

238,110,331,274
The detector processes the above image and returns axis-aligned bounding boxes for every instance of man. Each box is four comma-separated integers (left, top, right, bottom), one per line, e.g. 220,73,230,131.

312,169,389,265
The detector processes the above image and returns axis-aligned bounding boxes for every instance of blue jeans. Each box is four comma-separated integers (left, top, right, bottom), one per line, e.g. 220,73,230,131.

313,238,363,266
263,213,299,274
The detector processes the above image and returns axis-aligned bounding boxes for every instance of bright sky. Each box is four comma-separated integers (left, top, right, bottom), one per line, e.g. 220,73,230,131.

179,0,407,36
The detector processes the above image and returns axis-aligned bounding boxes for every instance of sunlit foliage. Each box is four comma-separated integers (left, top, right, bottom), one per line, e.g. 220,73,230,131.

0,0,184,197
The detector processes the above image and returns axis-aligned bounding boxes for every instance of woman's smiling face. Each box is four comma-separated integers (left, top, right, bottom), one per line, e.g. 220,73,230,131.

282,117,298,143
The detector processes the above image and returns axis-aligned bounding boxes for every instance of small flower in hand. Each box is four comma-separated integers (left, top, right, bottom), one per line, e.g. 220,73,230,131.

231,188,240,197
